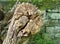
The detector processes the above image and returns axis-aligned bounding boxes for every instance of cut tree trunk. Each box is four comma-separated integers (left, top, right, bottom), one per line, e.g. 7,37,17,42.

3,3,43,44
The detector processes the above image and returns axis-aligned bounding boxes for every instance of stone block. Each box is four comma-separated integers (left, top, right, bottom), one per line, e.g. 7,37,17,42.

55,33,60,38
46,27,55,38
45,20,59,26
54,26,60,33
46,27,55,33
47,13,60,19
47,9,59,12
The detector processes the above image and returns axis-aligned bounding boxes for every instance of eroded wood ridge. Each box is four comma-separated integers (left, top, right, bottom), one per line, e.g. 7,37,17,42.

3,3,43,44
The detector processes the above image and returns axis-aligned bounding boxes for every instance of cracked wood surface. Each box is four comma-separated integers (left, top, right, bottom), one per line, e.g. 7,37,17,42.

3,3,43,44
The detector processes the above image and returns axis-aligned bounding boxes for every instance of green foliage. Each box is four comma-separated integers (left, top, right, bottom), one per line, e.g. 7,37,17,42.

0,0,60,12
0,1,16,12
27,26,55,44
27,32,55,44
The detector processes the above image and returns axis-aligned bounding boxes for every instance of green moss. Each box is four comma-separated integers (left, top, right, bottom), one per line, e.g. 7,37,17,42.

27,32,55,44
27,26,55,44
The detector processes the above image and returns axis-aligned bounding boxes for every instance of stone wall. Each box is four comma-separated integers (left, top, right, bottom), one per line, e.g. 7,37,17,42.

43,7,60,44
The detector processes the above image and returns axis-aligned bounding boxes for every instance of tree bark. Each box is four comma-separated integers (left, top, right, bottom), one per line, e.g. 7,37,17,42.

3,3,43,44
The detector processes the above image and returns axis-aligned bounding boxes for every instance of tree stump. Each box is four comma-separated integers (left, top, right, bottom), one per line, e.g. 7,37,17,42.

3,3,43,44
